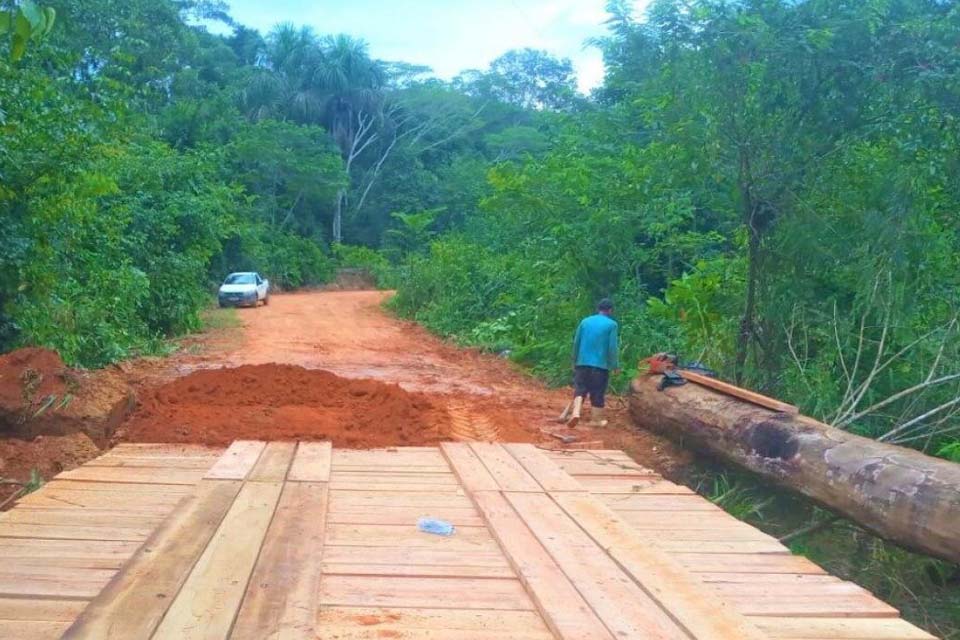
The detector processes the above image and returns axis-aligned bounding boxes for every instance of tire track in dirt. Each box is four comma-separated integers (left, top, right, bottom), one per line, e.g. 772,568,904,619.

444,399,501,442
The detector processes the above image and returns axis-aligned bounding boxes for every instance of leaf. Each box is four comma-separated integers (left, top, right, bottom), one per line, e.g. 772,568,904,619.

20,1,43,30
42,7,55,36
13,12,30,40
10,33,27,62
0,12,10,35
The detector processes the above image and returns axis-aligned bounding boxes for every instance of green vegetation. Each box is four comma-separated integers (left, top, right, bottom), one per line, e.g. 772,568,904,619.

390,0,960,466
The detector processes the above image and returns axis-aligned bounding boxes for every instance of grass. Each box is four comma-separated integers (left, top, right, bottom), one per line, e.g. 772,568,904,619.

200,307,242,331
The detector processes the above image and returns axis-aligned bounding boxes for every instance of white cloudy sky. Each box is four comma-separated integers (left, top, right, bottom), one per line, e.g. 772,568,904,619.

219,1,651,92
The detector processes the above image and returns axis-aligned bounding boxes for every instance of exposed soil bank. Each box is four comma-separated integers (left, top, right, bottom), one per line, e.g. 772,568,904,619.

0,347,134,443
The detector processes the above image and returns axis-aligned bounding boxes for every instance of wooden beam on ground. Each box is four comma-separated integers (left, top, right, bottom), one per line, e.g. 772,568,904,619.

440,442,498,492
552,491,767,640
503,444,584,492
204,440,266,480
448,491,614,640
505,491,690,640
247,441,296,482
468,443,541,492
151,481,283,639
60,479,242,640
231,482,328,640
287,442,332,482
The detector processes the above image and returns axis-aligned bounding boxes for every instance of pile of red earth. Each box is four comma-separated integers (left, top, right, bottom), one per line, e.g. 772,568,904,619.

118,364,452,447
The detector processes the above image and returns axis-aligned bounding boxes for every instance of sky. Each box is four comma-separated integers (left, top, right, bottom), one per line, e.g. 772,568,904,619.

218,1,651,93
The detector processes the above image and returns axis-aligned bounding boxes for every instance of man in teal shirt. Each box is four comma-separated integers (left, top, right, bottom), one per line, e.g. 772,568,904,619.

564,298,620,427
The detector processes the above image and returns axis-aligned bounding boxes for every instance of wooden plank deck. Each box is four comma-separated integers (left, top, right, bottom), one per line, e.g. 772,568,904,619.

0,441,936,639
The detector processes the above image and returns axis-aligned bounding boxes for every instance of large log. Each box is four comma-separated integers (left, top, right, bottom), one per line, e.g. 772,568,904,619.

630,375,960,564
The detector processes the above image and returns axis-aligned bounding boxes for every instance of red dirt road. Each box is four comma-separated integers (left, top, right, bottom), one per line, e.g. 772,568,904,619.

2,291,687,492
122,291,573,445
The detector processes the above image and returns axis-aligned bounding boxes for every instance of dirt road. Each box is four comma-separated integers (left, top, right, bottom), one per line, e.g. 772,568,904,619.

2,290,687,491
119,291,589,445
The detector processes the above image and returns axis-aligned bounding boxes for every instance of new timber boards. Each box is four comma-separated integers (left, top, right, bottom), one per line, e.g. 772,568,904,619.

0,441,938,640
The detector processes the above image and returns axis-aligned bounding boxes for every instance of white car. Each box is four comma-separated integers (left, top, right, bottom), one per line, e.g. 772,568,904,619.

218,272,270,308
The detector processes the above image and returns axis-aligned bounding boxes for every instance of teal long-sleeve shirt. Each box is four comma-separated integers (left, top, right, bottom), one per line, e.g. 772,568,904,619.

572,314,619,370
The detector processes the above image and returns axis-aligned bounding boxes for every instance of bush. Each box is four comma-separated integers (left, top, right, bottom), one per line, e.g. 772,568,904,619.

332,244,396,288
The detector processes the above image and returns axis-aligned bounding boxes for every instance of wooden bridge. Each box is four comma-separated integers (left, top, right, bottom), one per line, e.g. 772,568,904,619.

0,441,936,639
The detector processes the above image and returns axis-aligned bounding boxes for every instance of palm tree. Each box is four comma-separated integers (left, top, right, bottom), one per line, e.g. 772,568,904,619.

242,28,387,242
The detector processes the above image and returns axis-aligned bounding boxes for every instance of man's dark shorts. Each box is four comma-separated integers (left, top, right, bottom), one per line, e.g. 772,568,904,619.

573,366,609,408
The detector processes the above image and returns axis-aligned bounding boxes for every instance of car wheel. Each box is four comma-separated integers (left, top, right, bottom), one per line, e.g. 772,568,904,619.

263,294,269,306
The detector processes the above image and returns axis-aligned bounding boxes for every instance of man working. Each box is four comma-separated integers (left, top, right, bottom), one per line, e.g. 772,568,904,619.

562,298,620,428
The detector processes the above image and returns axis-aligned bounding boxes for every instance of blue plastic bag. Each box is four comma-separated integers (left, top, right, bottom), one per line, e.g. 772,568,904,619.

417,517,455,536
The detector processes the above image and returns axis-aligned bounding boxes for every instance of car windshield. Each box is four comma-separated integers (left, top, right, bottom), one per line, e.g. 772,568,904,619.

224,273,256,285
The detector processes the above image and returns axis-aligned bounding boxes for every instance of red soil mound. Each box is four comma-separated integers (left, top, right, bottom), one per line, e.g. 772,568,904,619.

119,364,451,447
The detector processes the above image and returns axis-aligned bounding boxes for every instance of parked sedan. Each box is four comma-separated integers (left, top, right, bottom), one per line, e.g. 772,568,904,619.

218,272,270,308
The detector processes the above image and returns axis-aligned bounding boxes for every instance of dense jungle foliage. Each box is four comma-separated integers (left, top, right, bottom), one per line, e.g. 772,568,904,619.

2,0,959,633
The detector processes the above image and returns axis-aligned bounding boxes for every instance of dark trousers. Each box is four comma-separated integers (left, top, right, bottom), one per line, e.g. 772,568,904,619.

573,366,609,408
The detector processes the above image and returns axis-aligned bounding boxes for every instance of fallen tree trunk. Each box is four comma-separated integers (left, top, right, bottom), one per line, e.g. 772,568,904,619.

630,375,960,564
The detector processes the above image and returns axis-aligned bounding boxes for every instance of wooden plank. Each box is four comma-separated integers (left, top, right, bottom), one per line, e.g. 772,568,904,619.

675,553,828,575
330,472,460,485
316,607,554,639
247,441,296,482
725,594,900,618
0,538,140,564
0,620,71,640
61,479,242,640
320,575,534,610
505,491,689,640
552,491,767,640
469,443,541,492
27,479,194,494
699,573,841,585
549,458,655,477
329,490,472,510
14,490,183,511
601,493,724,511
326,523,499,551
204,440,266,480
320,562,516,578
327,506,484,527
0,597,87,621
151,481,283,640
645,539,789,554
333,448,445,464
616,510,753,530
287,441,332,482
322,545,511,568
681,370,799,414
470,491,614,640
440,442,498,491
752,617,936,639
55,466,205,486
0,567,114,599
231,482,328,640
503,444,583,492
0,507,165,528
577,477,694,494
87,456,216,469
0,521,154,541
629,528,779,542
